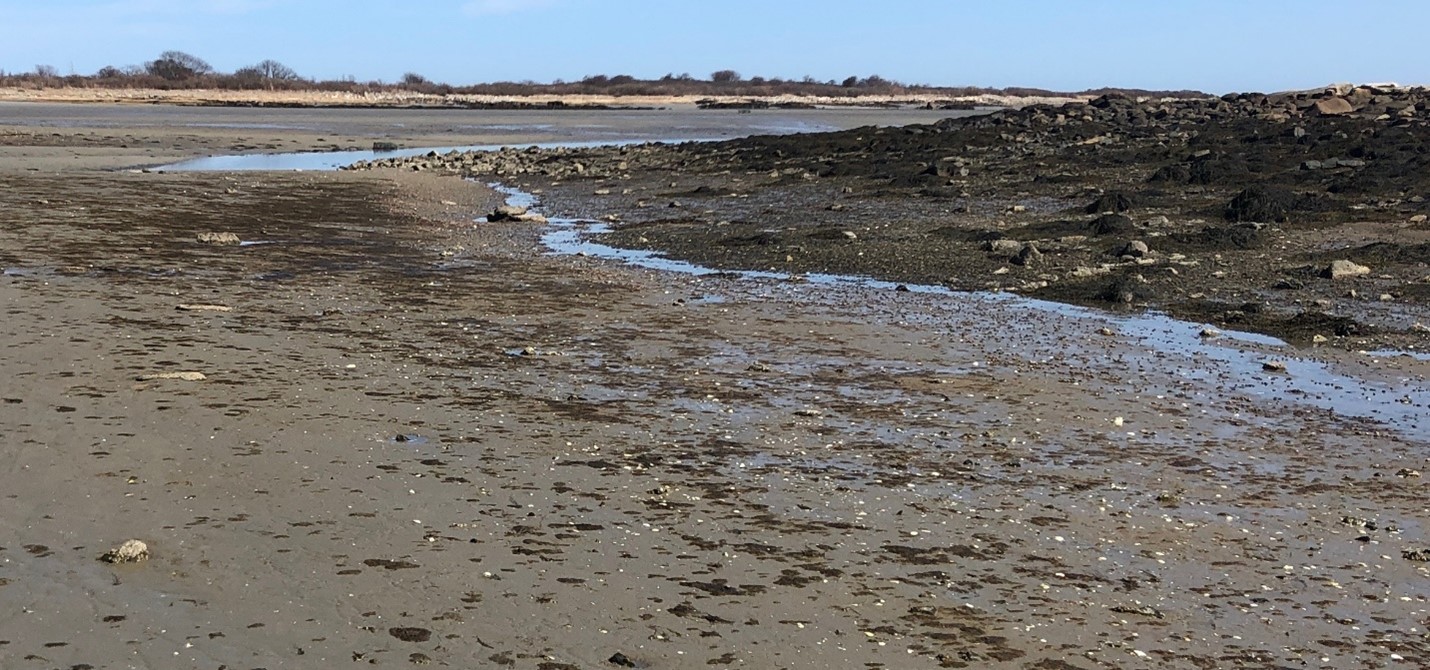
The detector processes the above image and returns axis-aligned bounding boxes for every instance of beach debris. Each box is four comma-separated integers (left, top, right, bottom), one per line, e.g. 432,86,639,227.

176,303,232,312
100,539,149,564
1402,548,1430,562
608,652,637,667
137,371,207,381
1199,327,1221,338
1262,360,1288,373
1097,327,1115,336
196,231,241,245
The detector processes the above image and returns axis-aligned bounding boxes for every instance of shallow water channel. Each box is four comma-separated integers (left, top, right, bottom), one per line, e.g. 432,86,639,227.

159,144,1430,441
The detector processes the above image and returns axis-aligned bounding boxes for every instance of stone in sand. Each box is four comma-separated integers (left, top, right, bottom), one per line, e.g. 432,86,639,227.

138,371,207,381
101,539,149,563
176,304,233,312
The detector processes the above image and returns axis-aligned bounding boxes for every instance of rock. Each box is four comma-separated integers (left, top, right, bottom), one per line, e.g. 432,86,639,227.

137,371,207,381
176,304,232,312
1262,360,1287,372
1199,327,1221,338
841,230,858,240
1088,214,1135,236
1322,259,1371,279
388,627,432,642
608,653,638,668
488,204,527,221
1012,243,1044,266
100,539,149,563
1411,214,1428,224
1120,240,1150,258
1097,327,1115,336
984,239,1023,254
1403,548,1430,562
196,232,241,245
1084,192,1133,214
1225,186,1298,223
1313,97,1355,116
488,204,547,224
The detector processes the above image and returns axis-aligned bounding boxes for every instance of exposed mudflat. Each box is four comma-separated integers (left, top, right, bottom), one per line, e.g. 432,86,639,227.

1,103,1428,670
364,85,1430,355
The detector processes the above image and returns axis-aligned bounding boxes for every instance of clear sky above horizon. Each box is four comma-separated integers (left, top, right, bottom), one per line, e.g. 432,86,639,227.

2,0,1427,94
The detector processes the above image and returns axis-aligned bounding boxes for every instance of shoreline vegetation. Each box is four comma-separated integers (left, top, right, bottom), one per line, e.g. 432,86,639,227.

3,50,1212,110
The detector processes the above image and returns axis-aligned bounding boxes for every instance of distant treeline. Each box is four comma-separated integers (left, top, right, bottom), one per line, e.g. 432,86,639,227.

3,51,1209,99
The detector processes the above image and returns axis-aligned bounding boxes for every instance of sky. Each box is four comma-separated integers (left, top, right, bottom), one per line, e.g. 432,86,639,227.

2,0,1428,94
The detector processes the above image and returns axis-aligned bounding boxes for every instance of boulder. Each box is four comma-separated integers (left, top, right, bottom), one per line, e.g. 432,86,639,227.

1084,192,1133,214
1088,214,1135,236
1012,243,1044,267
1322,259,1371,279
1225,186,1297,223
1313,97,1355,116
1120,240,1150,258
487,204,547,224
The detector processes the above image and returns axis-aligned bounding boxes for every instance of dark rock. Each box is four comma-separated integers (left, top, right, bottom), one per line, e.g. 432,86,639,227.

1225,186,1298,223
1084,192,1134,214
1088,214,1135,236
389,627,432,643
608,652,637,667
1012,244,1044,266
1120,240,1150,258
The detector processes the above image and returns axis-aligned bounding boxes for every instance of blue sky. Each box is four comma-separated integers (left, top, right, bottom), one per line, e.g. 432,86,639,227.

1,0,1427,93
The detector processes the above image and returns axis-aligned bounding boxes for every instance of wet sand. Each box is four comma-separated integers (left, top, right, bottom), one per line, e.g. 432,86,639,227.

1,104,1428,670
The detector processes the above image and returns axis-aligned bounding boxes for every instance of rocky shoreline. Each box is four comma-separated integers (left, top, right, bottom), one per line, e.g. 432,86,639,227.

349,84,1430,352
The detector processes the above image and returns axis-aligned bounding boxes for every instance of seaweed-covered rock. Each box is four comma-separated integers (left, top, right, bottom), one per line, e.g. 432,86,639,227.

1084,192,1134,214
1088,214,1136,236
1225,186,1298,223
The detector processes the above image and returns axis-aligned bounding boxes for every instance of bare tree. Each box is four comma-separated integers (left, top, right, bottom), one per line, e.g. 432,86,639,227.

147,50,213,81
254,60,300,81
711,70,741,83
34,64,59,78
235,59,301,88
400,72,431,86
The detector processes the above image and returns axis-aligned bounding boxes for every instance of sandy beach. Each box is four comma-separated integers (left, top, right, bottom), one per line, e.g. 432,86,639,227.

1,100,1427,670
